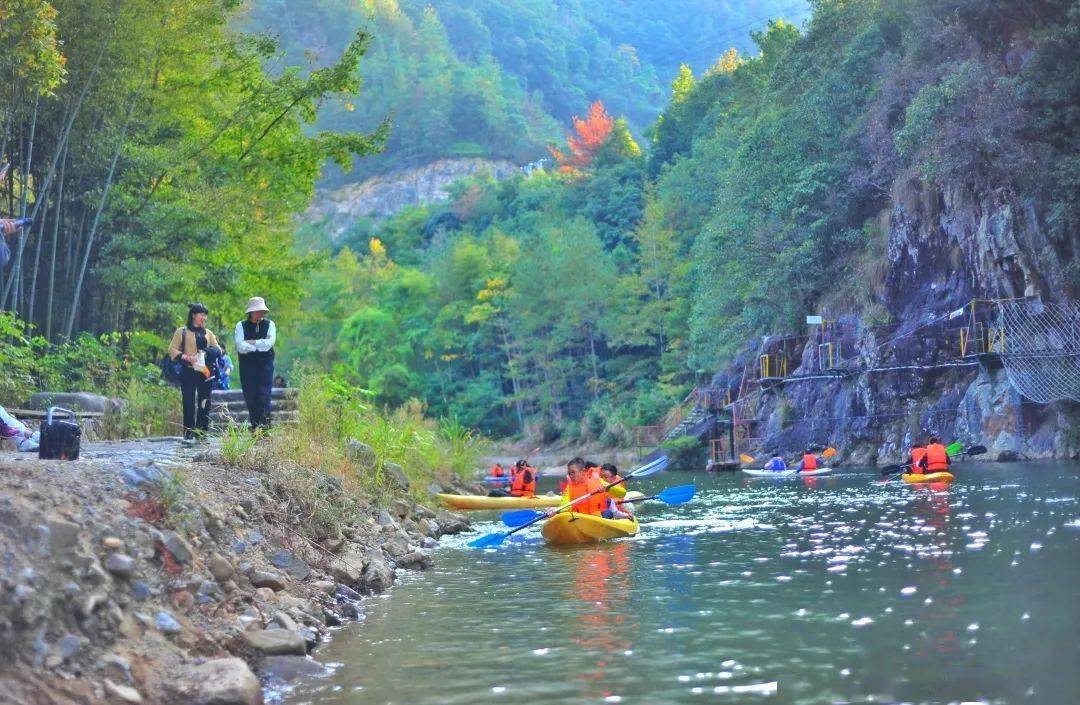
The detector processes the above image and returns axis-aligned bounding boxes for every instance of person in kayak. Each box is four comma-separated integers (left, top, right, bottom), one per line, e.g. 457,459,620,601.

765,451,787,472
490,463,505,479
548,457,626,516
909,440,928,475
921,436,950,473
509,460,537,497
796,449,818,472
599,463,633,517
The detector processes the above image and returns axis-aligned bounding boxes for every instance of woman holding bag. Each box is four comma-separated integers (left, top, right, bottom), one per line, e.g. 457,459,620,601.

168,303,221,439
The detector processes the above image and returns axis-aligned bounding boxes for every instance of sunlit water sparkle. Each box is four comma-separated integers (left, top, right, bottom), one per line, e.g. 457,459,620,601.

277,462,1079,705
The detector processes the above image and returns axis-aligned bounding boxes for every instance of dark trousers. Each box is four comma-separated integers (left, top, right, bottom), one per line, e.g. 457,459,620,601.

180,367,212,438
239,354,274,429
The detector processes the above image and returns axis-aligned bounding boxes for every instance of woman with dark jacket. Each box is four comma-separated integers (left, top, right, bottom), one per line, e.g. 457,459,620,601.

168,303,221,439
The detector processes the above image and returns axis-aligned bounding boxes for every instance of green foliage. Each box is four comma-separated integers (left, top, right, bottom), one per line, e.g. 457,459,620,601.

247,0,808,182
0,0,384,346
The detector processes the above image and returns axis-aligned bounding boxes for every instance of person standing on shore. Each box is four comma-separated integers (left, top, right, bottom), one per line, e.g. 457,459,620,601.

169,303,221,439
234,296,276,431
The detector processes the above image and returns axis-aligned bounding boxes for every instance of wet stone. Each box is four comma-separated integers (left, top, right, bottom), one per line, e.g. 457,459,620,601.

269,548,311,581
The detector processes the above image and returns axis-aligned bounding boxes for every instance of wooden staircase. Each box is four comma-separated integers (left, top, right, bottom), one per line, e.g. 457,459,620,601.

209,388,299,427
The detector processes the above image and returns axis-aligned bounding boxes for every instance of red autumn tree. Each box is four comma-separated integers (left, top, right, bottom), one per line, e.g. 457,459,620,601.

549,100,614,173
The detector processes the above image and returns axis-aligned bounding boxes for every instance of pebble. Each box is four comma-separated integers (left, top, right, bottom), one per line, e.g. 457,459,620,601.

102,537,125,550
57,633,82,661
154,611,182,634
208,552,235,583
130,581,152,601
105,553,136,579
160,531,193,564
251,571,288,591
104,679,142,703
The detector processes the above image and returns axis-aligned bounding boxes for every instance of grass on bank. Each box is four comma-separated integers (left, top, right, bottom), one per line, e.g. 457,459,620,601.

216,371,486,538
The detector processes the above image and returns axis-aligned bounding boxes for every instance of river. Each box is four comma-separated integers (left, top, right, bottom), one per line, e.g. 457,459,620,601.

278,461,1080,705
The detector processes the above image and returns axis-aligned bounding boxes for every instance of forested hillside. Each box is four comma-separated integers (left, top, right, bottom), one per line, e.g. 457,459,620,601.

292,0,1079,443
246,0,808,181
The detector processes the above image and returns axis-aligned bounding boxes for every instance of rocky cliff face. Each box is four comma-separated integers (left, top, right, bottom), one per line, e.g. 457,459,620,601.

308,158,520,241
715,173,1078,464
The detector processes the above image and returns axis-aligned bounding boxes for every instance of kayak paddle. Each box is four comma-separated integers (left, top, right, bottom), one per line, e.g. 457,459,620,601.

469,456,669,548
621,484,696,505
500,483,696,527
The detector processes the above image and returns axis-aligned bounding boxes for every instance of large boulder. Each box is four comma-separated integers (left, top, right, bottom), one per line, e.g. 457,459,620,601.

361,549,395,593
327,547,365,585
346,439,378,471
434,509,470,535
180,657,263,705
381,462,410,491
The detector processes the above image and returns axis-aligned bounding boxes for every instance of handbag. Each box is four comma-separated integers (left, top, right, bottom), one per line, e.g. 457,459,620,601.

160,329,186,387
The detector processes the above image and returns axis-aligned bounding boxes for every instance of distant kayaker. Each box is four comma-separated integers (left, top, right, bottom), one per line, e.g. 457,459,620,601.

921,436,950,473
765,451,787,472
909,441,928,475
509,460,537,498
490,463,505,478
797,449,818,472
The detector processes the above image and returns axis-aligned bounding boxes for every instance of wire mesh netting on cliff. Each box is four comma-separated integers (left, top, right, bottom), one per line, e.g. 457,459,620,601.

997,299,1080,403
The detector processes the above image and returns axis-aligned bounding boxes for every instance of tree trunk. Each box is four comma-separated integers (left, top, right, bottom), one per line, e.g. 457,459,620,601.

64,92,139,339
44,144,67,340
2,95,38,312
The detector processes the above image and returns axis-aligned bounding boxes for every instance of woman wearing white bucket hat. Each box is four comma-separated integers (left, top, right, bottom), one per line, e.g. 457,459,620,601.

234,296,276,430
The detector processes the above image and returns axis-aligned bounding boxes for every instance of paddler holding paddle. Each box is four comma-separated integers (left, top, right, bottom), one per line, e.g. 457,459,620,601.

546,457,629,518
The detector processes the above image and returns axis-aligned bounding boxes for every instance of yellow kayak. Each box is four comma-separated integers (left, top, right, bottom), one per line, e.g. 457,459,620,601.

437,493,562,510
437,491,644,511
902,472,955,484
541,512,639,545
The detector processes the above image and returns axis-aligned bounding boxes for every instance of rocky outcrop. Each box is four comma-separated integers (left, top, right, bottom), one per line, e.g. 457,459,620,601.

308,158,520,240
713,174,1078,463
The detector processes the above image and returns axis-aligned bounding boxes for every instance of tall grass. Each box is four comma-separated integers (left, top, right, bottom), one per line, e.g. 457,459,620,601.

218,370,487,510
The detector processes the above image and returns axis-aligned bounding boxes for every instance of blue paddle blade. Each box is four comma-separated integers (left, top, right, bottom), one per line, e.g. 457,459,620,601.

468,532,508,549
501,509,543,527
656,484,696,505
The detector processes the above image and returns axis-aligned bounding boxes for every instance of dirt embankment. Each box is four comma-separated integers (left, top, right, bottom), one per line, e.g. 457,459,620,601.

0,439,471,705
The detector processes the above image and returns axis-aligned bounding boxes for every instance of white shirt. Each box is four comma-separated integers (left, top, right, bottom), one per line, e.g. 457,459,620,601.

234,319,276,355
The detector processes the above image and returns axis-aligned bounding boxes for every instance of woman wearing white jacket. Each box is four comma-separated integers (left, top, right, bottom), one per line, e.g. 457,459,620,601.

234,296,277,430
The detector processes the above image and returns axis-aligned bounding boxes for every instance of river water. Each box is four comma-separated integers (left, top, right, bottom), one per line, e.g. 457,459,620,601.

279,462,1080,705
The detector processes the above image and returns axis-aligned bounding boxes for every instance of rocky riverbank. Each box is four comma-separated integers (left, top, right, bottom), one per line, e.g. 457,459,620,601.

0,438,472,705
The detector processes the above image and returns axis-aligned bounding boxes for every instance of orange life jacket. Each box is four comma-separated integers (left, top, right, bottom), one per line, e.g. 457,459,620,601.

925,443,949,472
910,447,927,474
509,467,536,497
491,464,504,477
801,454,818,470
566,474,607,515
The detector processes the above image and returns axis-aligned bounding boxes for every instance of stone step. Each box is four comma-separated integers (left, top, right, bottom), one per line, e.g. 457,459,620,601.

210,410,299,426
212,387,298,403
214,399,298,413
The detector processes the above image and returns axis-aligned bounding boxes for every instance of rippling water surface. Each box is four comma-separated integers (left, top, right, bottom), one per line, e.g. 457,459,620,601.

280,462,1080,705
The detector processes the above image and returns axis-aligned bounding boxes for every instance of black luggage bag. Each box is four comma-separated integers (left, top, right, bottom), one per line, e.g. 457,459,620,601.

38,406,81,460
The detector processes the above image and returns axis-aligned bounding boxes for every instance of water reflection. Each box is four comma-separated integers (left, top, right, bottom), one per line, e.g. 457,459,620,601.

281,463,1080,705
